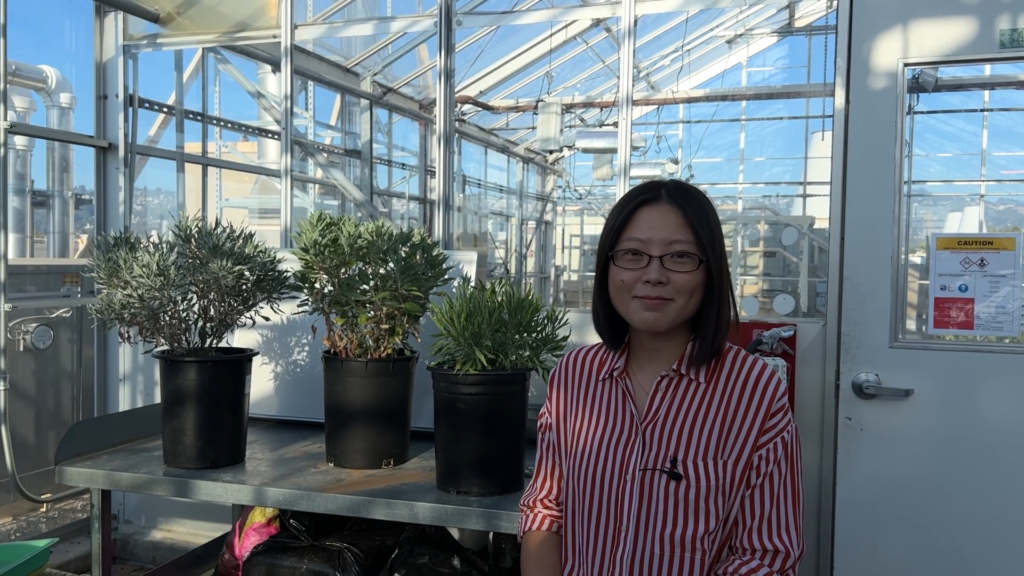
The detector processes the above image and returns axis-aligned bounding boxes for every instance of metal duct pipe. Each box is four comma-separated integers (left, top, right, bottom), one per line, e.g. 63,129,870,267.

4,61,76,258
39,66,76,259
6,86,35,258
256,63,281,169
5,61,47,93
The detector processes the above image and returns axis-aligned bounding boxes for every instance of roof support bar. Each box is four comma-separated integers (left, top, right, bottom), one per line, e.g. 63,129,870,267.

93,0,160,23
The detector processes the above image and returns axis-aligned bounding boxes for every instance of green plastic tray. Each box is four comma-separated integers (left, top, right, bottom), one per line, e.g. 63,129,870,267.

0,538,58,576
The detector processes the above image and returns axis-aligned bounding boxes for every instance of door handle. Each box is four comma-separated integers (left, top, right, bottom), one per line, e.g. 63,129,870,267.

851,372,914,400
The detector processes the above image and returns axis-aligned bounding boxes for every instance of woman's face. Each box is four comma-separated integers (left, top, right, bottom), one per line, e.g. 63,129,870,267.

607,202,706,339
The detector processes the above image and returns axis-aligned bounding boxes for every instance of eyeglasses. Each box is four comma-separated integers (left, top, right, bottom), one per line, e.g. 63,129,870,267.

609,249,706,273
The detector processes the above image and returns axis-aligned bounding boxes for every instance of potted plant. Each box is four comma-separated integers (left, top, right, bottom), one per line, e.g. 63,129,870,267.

427,276,570,496
88,215,292,470
292,212,450,470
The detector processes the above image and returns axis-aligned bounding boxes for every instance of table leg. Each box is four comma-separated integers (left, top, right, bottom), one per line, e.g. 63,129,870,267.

90,488,112,576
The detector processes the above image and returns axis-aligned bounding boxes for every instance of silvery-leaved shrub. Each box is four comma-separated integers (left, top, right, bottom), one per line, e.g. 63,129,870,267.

88,214,292,356
292,212,451,359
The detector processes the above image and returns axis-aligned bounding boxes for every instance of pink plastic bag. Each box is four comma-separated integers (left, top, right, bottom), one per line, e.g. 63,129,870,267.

215,506,281,576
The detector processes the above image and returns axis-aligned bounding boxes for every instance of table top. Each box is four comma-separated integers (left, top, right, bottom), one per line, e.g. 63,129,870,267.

56,419,528,534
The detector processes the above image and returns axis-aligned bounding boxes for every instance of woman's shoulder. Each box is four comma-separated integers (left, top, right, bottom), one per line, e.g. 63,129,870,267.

550,343,616,387
715,342,789,399
559,342,614,369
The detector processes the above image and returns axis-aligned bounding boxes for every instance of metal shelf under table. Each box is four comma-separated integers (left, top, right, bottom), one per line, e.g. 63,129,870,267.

53,404,529,576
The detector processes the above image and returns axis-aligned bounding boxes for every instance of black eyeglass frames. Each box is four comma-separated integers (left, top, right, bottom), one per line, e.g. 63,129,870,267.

608,249,705,273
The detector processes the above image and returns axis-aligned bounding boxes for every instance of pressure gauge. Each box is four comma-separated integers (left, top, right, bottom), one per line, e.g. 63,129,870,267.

27,324,54,351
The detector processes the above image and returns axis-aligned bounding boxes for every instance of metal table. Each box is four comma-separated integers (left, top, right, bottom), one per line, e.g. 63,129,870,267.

54,404,527,576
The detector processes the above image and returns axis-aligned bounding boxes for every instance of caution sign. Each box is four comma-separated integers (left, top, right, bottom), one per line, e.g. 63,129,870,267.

928,233,1022,337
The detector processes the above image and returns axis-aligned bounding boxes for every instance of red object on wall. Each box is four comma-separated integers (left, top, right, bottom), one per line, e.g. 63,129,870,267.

728,321,798,411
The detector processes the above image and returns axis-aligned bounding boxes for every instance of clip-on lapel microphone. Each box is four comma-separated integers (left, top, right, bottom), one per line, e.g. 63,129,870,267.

640,457,683,481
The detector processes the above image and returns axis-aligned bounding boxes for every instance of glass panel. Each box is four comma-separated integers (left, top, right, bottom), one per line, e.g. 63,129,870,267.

448,9,620,296
6,141,96,260
130,155,184,239
8,0,95,135
620,2,836,316
125,40,288,245
127,0,280,39
296,0,439,23
206,167,283,248
898,59,1024,346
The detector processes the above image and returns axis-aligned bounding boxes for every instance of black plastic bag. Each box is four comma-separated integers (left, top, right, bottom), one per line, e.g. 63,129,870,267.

382,525,492,575
243,511,406,576
487,533,521,576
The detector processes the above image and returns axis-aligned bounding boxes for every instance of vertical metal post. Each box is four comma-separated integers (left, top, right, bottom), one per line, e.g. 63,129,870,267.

418,121,429,226
359,78,373,215
0,0,10,344
280,0,295,248
578,204,583,306
174,50,186,211
435,0,455,248
213,57,222,220
615,0,637,199
91,488,113,576
979,63,990,230
515,160,525,283
201,48,209,219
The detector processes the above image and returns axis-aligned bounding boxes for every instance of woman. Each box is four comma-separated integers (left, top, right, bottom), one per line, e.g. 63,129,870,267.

519,179,804,575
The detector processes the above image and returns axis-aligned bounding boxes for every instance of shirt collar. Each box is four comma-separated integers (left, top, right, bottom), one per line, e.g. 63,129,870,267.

600,337,709,384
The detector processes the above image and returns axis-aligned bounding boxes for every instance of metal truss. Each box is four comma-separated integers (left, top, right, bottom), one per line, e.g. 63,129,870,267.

479,7,758,130
505,1,830,148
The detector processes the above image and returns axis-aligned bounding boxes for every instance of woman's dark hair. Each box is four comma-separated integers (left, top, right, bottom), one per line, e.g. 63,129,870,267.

591,179,737,368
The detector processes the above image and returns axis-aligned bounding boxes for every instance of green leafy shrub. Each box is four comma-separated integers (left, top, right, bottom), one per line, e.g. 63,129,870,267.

292,212,451,359
88,214,292,355
428,276,570,380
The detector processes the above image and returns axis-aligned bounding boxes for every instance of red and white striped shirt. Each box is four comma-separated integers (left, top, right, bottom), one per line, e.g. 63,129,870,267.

519,341,804,575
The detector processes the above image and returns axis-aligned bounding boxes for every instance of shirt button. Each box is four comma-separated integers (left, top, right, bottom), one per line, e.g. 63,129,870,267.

659,385,666,391
625,473,632,481
621,525,627,533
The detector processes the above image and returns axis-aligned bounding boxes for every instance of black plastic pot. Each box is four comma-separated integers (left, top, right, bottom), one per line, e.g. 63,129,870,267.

153,347,258,470
322,351,418,469
429,366,531,496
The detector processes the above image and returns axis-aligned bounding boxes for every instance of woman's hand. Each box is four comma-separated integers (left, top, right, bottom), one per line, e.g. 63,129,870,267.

521,530,563,576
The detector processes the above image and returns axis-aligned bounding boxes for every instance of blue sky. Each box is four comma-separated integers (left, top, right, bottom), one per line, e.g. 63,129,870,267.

9,0,96,183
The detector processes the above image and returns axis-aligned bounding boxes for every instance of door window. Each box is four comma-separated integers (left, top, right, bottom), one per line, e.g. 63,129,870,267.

897,60,1024,347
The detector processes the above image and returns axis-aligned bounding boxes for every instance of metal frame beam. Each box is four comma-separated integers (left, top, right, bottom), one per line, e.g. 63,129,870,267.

908,73,1024,93
436,0,456,247
615,0,637,197
457,19,604,98
205,48,379,217
481,7,750,130
353,0,492,78
484,83,835,110
512,2,828,146
504,5,779,142
281,0,295,247
132,49,202,175
391,0,547,91
93,0,159,24
296,13,437,39
310,0,359,23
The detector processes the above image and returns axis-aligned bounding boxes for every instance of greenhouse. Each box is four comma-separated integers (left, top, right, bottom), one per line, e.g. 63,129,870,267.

0,0,1022,574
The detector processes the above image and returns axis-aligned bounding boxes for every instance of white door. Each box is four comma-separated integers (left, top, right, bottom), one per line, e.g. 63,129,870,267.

833,1,1024,575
